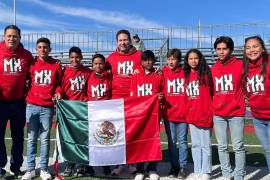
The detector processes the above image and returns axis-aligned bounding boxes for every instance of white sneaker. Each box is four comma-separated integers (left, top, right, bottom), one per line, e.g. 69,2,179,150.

134,173,144,180
111,165,124,176
186,173,201,180
149,171,159,180
40,170,51,180
21,171,36,180
201,173,211,180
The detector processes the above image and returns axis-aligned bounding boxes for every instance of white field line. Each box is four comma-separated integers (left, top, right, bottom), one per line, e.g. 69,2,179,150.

4,137,262,147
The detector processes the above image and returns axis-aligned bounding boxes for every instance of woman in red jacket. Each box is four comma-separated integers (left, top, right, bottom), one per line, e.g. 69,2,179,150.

243,36,270,172
184,49,213,180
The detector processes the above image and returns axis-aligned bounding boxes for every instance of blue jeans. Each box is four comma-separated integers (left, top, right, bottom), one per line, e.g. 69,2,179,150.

190,124,212,174
213,116,245,180
0,100,26,175
164,120,188,170
26,104,54,171
253,118,270,171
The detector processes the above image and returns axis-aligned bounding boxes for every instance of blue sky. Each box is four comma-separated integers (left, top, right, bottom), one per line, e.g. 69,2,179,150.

0,0,270,33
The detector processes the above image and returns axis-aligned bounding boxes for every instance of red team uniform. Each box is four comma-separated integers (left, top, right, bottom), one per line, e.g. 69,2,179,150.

186,71,213,128
87,71,112,101
61,65,91,101
26,57,62,106
162,66,186,123
246,56,270,119
211,56,245,117
107,48,141,98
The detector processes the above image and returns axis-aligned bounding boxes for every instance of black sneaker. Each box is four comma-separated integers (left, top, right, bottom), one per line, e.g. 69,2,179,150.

177,168,187,179
10,169,24,178
168,168,180,178
62,163,75,177
102,166,111,176
76,166,95,177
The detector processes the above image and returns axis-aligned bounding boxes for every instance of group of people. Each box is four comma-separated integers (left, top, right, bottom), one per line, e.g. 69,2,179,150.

0,24,269,180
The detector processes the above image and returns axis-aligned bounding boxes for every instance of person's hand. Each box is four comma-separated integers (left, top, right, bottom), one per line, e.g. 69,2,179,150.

52,93,62,102
133,69,139,74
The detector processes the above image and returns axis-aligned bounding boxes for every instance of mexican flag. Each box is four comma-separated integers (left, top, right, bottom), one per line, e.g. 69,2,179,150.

56,95,162,166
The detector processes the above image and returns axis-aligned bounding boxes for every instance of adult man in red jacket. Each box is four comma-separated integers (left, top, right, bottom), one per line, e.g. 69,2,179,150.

0,25,33,179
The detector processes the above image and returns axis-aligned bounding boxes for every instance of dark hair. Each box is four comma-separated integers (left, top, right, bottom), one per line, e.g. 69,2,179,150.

116,29,131,42
167,48,182,62
4,25,21,37
243,35,268,88
141,50,156,62
36,37,51,48
92,53,106,63
69,46,83,59
184,49,213,95
214,36,234,51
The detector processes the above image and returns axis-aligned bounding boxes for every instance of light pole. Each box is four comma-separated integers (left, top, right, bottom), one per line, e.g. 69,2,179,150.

13,0,16,25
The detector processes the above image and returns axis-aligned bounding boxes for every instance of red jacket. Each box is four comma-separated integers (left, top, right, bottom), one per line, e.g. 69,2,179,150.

61,65,91,101
162,66,186,123
130,68,163,97
246,56,270,119
87,71,112,101
26,57,62,106
107,47,141,98
211,56,245,117
0,41,34,101
186,71,213,128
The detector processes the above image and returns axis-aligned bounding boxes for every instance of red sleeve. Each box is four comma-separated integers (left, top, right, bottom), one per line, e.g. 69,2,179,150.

55,64,63,94
129,74,137,97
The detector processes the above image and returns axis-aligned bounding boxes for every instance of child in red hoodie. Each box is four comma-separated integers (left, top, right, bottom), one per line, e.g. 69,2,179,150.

22,37,62,180
184,49,213,180
162,49,188,179
60,46,92,177
243,36,270,171
211,36,245,180
88,54,112,101
130,50,163,180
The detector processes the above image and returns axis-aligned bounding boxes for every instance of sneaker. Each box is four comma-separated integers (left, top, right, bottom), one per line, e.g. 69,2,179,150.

168,168,180,178
178,168,188,179
76,166,94,177
10,169,24,178
201,173,211,180
62,163,74,177
129,164,137,174
21,170,36,180
134,173,144,180
185,173,201,180
111,165,124,176
102,166,111,176
149,171,159,180
40,170,51,180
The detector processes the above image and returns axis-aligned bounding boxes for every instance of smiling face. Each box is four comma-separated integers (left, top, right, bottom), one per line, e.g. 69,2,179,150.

215,42,232,61
69,52,82,68
36,42,51,60
117,33,131,53
4,28,20,50
188,52,199,70
93,57,105,73
245,38,264,63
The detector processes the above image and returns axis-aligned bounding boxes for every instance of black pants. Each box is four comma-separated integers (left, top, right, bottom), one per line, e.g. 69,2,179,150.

0,100,26,174
136,161,158,173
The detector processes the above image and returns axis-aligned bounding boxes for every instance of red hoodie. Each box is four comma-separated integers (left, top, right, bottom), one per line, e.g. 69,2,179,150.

107,47,141,98
61,65,91,101
246,56,270,119
211,56,245,117
87,71,112,101
162,66,186,123
0,41,34,101
130,68,163,97
186,70,213,128
26,57,62,106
